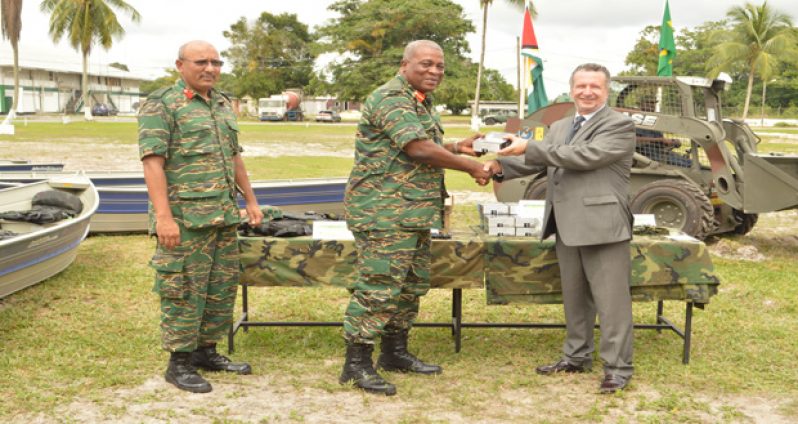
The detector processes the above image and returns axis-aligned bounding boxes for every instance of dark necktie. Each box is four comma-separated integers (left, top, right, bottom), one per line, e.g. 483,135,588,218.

565,115,586,144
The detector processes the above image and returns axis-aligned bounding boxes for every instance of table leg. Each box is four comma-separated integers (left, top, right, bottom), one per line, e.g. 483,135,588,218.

453,289,462,353
683,302,693,364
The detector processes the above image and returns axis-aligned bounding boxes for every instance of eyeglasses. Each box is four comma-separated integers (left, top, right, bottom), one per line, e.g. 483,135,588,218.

182,58,224,68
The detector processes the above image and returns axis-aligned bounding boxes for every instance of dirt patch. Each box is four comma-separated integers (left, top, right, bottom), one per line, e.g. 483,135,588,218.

243,143,353,158
1,141,141,172
709,239,767,261
15,374,795,423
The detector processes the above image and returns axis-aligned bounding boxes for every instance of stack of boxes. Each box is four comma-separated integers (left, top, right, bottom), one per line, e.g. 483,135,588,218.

478,202,542,237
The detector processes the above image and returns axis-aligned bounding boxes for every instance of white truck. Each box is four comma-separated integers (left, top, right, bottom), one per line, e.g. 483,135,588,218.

258,91,303,121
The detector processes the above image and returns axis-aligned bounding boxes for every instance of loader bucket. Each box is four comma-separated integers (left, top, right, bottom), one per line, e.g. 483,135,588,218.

743,153,798,213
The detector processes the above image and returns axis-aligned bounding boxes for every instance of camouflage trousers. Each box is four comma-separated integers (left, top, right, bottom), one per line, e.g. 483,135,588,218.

343,230,431,344
150,224,240,352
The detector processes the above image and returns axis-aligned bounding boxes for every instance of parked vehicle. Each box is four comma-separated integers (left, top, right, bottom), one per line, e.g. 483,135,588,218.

481,110,515,125
315,110,342,123
91,103,117,116
258,91,304,121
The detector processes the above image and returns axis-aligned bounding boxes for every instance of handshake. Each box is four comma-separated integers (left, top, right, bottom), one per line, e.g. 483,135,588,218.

453,133,529,186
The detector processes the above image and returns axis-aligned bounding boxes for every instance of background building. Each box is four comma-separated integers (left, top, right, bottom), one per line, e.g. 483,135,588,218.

0,57,150,115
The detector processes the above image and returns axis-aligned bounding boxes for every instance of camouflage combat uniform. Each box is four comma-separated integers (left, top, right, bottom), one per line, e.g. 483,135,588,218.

343,75,445,344
138,79,242,352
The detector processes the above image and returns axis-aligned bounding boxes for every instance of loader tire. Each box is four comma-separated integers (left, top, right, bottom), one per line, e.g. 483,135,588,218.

631,179,716,240
732,210,758,235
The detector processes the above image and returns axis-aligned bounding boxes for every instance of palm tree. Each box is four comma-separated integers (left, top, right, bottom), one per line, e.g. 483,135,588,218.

707,1,797,120
1,0,22,125
471,0,530,129
40,0,140,121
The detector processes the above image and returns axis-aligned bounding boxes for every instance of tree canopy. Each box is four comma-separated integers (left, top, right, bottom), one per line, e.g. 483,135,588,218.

621,2,798,118
315,0,515,112
707,1,798,119
40,0,140,120
222,12,316,99
317,0,474,102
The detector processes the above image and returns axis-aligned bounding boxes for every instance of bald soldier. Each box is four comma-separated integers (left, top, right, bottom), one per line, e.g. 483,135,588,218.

138,40,264,393
340,40,492,396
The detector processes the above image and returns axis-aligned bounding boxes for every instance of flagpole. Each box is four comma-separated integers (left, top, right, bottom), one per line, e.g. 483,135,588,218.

517,36,523,118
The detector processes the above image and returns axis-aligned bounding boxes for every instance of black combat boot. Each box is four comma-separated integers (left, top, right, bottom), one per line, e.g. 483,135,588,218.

165,352,212,393
339,342,397,396
191,344,252,375
377,330,443,375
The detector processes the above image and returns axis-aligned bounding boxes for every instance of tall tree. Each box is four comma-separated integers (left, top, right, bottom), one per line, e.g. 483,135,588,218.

623,21,727,77
707,1,797,119
222,12,316,99
622,25,660,76
40,0,140,121
471,0,528,128
1,0,22,125
318,0,476,102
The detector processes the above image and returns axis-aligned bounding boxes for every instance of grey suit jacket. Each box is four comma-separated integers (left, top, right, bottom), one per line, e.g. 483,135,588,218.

498,106,636,246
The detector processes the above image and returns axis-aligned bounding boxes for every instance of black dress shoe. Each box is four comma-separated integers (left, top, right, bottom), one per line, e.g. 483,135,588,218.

600,374,630,393
535,359,590,375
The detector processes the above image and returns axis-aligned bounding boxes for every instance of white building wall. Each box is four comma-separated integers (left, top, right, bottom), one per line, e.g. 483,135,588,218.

1,63,147,114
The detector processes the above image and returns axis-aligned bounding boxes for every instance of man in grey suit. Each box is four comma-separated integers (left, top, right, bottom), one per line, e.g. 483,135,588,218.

484,63,636,393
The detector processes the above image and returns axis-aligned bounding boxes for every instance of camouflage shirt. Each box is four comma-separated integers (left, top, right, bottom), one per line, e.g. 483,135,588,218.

138,79,242,232
345,75,446,232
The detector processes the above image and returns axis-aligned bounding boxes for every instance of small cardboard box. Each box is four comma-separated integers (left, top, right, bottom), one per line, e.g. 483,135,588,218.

479,202,510,216
483,215,515,228
515,217,541,228
488,226,516,236
515,227,540,237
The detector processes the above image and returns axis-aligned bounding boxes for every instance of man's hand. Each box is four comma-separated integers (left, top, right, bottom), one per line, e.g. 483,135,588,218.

244,203,264,226
470,164,493,186
483,160,503,177
454,133,484,157
155,217,181,250
497,135,528,156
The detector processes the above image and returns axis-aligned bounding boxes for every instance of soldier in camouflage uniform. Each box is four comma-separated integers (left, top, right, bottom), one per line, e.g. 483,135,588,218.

340,40,493,396
138,40,264,394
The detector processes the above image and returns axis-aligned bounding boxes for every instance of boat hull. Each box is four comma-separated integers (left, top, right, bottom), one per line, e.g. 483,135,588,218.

0,172,347,233
0,179,98,297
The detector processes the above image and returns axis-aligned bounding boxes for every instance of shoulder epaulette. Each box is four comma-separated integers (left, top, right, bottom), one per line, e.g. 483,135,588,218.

147,86,171,100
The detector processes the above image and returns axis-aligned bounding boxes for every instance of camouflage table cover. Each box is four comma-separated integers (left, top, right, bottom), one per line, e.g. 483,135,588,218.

238,229,718,304
485,231,719,305
238,230,484,289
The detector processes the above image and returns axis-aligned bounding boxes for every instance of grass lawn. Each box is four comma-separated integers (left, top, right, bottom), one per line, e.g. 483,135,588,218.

0,120,797,422
1,217,797,422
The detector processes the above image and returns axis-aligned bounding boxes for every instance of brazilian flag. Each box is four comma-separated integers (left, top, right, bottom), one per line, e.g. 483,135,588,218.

658,0,676,76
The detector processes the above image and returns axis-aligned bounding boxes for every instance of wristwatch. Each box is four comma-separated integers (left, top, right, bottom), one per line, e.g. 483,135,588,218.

491,172,504,182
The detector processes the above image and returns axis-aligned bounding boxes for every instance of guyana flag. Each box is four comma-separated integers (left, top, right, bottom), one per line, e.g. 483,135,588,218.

521,1,548,116
657,0,676,76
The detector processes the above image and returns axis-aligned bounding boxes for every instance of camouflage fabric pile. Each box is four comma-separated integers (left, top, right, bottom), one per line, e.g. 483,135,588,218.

238,208,342,238
0,190,83,224
238,228,719,304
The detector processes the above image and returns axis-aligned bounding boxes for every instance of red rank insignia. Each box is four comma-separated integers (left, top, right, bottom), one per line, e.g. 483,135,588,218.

183,88,195,100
